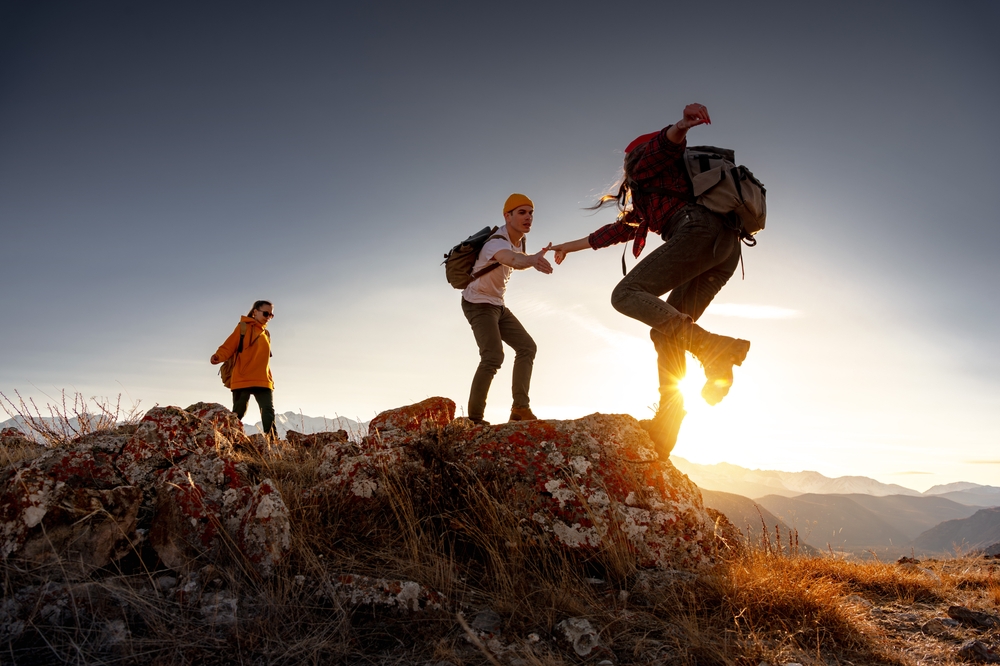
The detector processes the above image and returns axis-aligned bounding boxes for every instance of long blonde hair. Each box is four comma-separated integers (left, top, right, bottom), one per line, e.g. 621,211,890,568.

586,149,644,223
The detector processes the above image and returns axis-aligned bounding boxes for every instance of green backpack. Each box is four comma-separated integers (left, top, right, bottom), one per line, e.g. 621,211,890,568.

219,322,248,389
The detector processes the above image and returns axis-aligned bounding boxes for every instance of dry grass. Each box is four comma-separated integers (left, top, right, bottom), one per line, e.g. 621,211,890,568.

2,410,998,665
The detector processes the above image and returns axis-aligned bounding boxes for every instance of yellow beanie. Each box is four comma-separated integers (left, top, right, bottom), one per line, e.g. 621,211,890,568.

503,193,534,214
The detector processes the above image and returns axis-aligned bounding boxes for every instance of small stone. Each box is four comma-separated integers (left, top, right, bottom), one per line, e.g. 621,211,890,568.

957,640,1000,663
922,618,952,637
949,605,1000,629
154,576,177,592
470,609,502,635
845,594,872,608
294,575,305,586
555,617,601,657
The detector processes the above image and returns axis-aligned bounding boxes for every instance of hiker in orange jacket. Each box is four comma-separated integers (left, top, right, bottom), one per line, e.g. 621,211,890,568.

210,300,277,437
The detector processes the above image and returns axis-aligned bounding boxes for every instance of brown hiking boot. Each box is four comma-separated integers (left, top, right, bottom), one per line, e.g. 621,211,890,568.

691,333,750,405
508,406,538,422
641,395,686,459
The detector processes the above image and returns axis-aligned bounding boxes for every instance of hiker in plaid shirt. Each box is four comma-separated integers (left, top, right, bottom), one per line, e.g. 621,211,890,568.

549,103,751,459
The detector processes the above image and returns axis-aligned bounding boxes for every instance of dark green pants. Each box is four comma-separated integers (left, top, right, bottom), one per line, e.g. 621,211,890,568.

462,299,536,421
232,387,276,436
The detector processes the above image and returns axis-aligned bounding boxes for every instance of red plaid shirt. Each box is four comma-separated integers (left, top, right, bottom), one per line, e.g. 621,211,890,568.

588,126,691,257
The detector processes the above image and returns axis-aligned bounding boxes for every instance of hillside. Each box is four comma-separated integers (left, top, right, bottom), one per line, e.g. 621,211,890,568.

913,507,1000,554
700,489,820,554
926,487,1000,507
2,398,999,665
673,457,921,499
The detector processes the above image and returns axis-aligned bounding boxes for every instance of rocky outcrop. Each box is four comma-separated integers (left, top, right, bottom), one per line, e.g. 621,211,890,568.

315,398,721,570
1,403,290,578
1,395,723,580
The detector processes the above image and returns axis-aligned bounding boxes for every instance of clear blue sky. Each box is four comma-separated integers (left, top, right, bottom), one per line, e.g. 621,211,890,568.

2,1,997,489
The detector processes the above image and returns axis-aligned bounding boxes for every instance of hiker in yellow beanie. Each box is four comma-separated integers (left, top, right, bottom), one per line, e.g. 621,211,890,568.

503,193,533,214
461,193,553,425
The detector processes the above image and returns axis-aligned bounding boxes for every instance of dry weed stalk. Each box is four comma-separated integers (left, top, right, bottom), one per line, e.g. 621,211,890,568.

0,388,142,446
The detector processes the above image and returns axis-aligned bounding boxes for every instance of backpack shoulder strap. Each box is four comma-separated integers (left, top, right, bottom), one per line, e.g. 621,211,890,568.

237,321,248,353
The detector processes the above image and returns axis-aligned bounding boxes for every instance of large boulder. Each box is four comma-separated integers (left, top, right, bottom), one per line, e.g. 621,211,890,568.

148,449,291,577
368,396,455,441
2,403,292,577
320,398,719,570
117,406,227,486
185,402,250,448
0,445,141,571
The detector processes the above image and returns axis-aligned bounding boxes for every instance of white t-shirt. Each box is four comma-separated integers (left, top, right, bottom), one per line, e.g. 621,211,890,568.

461,225,525,306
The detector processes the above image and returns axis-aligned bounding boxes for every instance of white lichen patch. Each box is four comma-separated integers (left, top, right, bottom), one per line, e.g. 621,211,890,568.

544,479,576,508
569,456,591,475
551,520,600,548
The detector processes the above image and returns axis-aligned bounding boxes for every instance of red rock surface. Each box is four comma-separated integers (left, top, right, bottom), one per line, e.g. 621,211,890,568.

117,406,227,486
368,396,455,439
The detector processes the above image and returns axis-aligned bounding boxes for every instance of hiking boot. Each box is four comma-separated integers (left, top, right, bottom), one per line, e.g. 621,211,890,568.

508,406,538,422
641,398,686,459
690,332,750,405
470,417,490,426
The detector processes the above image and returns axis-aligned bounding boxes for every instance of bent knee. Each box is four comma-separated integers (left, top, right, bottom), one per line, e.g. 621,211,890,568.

610,282,636,315
479,350,504,370
517,338,537,359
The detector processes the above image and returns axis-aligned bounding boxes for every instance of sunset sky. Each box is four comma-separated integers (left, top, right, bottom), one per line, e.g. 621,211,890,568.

2,1,997,490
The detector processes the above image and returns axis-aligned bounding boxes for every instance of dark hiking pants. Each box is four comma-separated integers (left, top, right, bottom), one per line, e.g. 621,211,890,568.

462,299,536,421
232,387,277,437
611,205,741,405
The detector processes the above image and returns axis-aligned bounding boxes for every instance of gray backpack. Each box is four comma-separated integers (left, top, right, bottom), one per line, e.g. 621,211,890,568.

632,145,767,241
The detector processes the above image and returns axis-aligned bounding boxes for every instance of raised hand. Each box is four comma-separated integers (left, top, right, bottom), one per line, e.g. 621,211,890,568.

678,103,711,130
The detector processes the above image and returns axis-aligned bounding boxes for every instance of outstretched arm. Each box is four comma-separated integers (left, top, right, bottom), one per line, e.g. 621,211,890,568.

666,103,711,144
548,237,591,264
493,246,554,274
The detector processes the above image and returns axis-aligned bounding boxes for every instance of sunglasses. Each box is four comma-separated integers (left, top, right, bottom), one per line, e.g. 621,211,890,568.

258,311,274,319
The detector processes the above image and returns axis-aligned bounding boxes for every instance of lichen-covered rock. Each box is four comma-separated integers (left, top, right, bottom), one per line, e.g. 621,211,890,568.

1,427,33,446
148,451,250,572
234,478,291,577
316,398,719,570
0,446,139,569
368,397,455,442
446,413,718,570
286,429,348,448
185,402,250,447
117,406,226,485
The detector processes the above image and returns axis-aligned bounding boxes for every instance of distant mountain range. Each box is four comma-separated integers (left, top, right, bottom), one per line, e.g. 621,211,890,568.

245,412,368,439
913,508,1000,554
672,456,1000,507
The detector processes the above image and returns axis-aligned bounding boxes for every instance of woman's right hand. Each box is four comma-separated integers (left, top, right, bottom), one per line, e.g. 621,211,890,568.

548,238,591,264
678,103,711,130
210,354,221,365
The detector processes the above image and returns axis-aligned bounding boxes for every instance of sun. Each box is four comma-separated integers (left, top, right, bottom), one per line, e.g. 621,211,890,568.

676,354,712,415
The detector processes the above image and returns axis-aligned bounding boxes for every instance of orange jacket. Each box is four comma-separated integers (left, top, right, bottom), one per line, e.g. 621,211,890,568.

215,316,273,390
